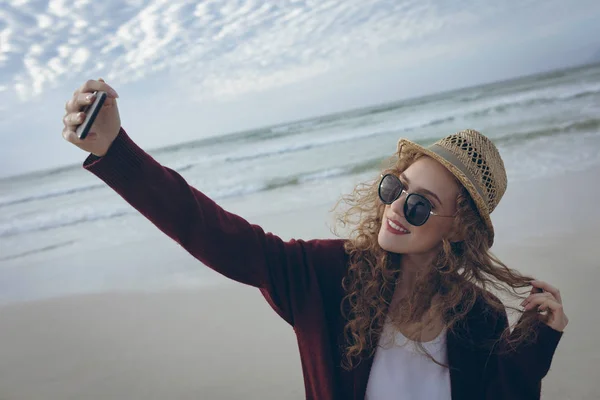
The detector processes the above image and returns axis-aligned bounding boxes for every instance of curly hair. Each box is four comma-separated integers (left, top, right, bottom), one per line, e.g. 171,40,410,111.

334,149,544,370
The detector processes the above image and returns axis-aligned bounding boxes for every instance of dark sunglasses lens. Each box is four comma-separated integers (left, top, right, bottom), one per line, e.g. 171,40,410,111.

404,194,431,226
379,175,403,204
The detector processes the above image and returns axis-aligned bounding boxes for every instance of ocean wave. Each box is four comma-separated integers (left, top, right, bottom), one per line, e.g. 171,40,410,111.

0,181,273,239
299,168,348,183
225,141,321,162
496,119,600,146
224,115,458,164
241,161,384,194
264,119,600,183
0,162,384,238
270,120,320,135
0,182,106,209
206,182,268,199
0,156,218,209
5,114,597,215
3,115,598,239
0,179,305,238
458,91,486,102
0,240,77,262
236,121,323,143
221,83,598,165
0,207,132,238
463,85,600,119
360,102,406,117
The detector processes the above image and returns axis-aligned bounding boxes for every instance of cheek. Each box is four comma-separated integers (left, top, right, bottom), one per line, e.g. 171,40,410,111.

412,218,453,242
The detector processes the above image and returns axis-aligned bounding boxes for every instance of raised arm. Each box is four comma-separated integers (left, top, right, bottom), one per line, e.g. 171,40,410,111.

61,79,347,326
83,126,294,287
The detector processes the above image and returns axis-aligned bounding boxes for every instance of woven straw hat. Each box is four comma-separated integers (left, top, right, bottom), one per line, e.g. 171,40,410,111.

396,129,507,246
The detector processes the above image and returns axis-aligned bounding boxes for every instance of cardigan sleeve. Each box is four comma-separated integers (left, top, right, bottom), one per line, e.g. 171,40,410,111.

484,308,563,399
83,127,335,326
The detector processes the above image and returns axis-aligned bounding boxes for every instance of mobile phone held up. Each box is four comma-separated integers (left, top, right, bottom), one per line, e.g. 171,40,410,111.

76,91,107,140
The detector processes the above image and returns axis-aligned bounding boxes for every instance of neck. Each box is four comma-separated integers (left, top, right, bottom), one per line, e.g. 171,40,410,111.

390,251,444,340
397,251,437,293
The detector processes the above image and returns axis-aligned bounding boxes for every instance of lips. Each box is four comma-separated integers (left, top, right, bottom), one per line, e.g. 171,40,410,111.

386,218,410,235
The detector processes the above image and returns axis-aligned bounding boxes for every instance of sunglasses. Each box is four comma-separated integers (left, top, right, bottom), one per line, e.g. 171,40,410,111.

378,173,453,227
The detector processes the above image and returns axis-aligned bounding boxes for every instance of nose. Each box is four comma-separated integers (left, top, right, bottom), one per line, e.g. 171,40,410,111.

389,189,407,216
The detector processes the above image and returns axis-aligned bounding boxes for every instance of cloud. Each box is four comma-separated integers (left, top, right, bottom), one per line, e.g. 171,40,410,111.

4,0,581,108
0,0,598,145
0,0,598,179
0,0,597,112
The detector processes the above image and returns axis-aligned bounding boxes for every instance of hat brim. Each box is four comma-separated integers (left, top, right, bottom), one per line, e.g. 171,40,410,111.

396,138,495,247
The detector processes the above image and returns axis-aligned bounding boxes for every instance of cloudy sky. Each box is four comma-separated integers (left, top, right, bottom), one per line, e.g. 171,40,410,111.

1,0,599,178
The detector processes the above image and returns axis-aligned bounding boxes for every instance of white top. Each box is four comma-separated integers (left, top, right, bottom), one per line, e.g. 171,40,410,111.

365,318,452,400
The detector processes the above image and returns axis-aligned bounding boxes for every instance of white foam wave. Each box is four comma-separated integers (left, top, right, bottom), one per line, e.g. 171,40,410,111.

0,205,133,238
0,182,106,208
206,183,268,199
270,120,320,134
461,82,600,118
0,181,273,238
299,168,348,183
222,114,451,164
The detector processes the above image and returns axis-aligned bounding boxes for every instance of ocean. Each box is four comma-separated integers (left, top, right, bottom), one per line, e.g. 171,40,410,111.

1,62,599,304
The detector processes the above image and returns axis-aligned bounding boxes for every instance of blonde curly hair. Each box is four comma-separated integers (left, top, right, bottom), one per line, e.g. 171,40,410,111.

334,149,542,370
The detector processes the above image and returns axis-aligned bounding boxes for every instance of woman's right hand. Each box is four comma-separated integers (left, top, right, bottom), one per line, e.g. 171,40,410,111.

62,78,121,157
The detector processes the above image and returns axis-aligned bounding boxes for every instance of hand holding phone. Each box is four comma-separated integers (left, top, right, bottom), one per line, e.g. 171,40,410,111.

62,79,121,157
76,90,108,140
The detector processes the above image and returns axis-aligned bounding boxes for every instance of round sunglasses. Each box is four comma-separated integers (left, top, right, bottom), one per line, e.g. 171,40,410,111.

378,173,454,227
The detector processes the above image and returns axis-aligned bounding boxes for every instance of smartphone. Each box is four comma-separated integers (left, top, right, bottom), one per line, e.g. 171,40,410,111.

76,91,107,140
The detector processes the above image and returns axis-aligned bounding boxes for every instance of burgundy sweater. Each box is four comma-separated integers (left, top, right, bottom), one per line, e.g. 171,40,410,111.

84,128,563,399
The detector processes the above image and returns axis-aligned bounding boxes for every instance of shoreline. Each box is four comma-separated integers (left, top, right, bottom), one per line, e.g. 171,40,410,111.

3,163,599,307
1,165,598,399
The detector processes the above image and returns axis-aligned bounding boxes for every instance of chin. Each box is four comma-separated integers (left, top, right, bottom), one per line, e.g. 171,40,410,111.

377,224,441,256
377,228,410,254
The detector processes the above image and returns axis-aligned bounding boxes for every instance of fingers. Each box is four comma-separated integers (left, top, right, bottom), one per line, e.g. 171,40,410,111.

61,128,97,144
524,280,568,332
521,292,556,308
62,128,79,144
64,78,119,126
76,78,119,99
62,111,101,137
63,111,85,128
538,299,563,313
523,295,563,314
65,91,97,113
62,78,116,148
531,280,562,303
522,292,560,311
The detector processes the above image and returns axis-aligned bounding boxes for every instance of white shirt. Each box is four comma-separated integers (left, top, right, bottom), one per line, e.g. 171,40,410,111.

365,318,452,400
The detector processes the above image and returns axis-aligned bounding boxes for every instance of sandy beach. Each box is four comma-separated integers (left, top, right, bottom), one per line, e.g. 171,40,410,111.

1,165,599,400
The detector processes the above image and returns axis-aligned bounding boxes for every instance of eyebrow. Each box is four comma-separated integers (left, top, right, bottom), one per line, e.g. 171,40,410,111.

400,173,443,206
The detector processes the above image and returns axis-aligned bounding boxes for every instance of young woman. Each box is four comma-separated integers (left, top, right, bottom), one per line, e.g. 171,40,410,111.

61,80,567,399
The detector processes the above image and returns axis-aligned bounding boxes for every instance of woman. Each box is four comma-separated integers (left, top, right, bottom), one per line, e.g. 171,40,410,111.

61,80,567,399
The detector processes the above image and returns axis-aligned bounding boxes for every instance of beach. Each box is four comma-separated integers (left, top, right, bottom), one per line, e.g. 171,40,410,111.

1,164,599,400
1,63,599,399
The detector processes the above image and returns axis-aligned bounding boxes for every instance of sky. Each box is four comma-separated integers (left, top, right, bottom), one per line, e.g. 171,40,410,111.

1,0,600,179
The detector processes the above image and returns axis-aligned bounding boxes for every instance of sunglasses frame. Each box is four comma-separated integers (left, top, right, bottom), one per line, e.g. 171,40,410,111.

377,173,451,227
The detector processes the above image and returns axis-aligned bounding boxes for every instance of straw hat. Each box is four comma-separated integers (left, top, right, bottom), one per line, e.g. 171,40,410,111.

396,129,507,247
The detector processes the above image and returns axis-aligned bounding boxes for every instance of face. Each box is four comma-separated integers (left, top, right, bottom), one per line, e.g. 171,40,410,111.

377,156,461,256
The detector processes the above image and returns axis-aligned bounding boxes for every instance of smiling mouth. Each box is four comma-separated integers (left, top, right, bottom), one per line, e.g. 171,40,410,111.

387,218,411,234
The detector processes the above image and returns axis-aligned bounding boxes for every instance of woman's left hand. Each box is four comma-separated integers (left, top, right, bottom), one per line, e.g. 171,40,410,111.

521,280,569,332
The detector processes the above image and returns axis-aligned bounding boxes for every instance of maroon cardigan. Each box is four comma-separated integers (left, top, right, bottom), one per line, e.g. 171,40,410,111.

84,128,563,399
